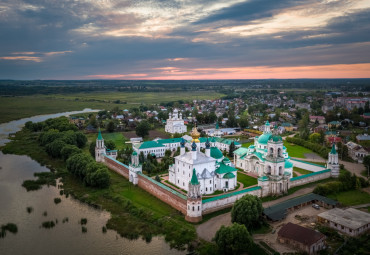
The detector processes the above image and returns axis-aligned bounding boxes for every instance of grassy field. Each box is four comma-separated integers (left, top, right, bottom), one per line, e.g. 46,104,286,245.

293,167,313,175
237,172,258,187
328,190,370,206
99,132,127,150
0,91,223,124
283,141,314,158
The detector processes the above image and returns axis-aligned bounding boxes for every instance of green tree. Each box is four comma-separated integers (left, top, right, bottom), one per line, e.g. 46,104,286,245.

105,140,116,150
238,117,249,129
214,223,253,255
61,144,81,161
106,121,115,133
89,141,96,157
363,155,370,176
231,194,263,229
309,133,321,144
136,120,151,137
45,139,67,158
228,142,235,157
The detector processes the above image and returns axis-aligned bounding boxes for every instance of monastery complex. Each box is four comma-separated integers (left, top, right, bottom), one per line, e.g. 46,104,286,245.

95,116,341,222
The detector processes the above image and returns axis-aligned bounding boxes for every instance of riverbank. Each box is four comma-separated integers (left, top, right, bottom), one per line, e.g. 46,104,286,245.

1,129,203,251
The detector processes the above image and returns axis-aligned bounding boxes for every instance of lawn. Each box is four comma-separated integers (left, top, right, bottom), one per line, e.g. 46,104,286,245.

237,172,258,187
99,132,127,150
283,141,315,158
328,190,370,206
293,167,313,175
242,142,253,148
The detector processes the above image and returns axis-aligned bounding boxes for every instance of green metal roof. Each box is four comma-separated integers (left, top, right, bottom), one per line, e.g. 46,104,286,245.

97,128,103,140
265,120,270,126
330,143,337,154
270,135,283,142
284,160,293,168
190,168,199,185
215,163,236,174
257,133,272,144
157,138,183,144
202,186,261,204
210,147,223,159
222,157,231,163
263,193,337,221
234,147,249,156
223,172,235,179
139,141,166,149
258,176,269,182
282,122,292,127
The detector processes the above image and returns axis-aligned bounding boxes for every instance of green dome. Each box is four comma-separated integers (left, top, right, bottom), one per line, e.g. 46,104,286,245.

284,160,293,168
223,172,235,179
210,147,223,159
222,158,231,163
269,135,283,143
132,151,138,156
257,133,272,144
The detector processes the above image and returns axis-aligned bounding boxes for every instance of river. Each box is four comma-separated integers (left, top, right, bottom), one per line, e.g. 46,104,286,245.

0,111,184,255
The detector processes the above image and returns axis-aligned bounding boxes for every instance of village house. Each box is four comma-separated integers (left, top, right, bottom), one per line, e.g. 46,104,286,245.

277,222,326,254
309,116,326,124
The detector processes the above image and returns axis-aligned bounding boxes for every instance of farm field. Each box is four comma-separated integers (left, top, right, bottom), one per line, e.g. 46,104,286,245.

0,90,223,124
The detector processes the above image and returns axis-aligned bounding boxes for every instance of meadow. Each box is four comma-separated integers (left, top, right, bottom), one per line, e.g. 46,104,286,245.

0,90,223,124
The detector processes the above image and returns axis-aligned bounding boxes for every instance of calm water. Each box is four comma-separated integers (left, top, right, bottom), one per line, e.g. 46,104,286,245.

0,113,184,255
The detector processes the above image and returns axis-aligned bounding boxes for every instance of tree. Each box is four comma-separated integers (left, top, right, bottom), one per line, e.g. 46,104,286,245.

214,223,253,255
106,121,115,133
61,144,81,161
45,139,67,158
89,141,96,157
363,155,370,178
105,140,116,150
136,120,151,137
231,194,263,229
229,142,235,157
309,133,321,144
238,117,249,129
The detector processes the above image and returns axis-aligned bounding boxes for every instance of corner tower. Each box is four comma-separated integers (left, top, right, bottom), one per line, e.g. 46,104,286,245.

327,143,340,178
185,169,202,222
129,151,142,185
95,128,106,162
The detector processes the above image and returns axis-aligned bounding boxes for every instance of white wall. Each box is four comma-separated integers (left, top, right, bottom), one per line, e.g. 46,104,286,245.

291,159,326,172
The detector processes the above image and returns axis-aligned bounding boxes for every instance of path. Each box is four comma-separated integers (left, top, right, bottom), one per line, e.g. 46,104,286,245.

291,156,366,178
196,186,315,242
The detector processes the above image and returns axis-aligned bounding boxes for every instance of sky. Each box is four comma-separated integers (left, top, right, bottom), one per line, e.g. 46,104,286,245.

0,0,370,80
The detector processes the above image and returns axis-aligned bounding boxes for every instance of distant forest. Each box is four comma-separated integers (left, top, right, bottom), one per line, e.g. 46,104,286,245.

0,79,369,96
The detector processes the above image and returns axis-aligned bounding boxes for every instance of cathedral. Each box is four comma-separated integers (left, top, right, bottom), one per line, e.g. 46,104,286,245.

169,126,237,195
165,109,187,134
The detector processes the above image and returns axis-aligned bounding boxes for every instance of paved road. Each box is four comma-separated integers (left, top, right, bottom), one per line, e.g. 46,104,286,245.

196,186,315,242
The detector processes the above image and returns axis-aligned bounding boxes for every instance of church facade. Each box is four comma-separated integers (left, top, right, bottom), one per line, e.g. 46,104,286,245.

165,109,187,134
169,126,237,195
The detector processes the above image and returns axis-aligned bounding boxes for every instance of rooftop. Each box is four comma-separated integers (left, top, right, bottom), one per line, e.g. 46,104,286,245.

318,208,370,229
278,222,326,246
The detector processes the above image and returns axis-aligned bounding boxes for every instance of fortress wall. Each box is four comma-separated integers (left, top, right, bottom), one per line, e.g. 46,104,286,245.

202,187,262,214
104,155,129,178
289,169,331,188
291,159,326,172
137,173,187,214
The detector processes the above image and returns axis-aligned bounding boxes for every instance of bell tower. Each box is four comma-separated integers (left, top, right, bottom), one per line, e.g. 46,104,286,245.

327,143,340,178
95,128,106,162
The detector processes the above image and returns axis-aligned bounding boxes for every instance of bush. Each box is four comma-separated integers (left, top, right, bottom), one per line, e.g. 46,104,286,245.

81,226,87,233
42,221,55,229
80,218,87,225
54,198,62,204
26,206,33,213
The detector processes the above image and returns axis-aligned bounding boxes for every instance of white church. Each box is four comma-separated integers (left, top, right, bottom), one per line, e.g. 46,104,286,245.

234,121,294,177
165,109,187,134
169,126,237,195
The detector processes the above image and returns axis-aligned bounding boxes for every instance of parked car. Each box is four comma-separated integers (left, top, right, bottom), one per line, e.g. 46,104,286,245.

312,204,320,210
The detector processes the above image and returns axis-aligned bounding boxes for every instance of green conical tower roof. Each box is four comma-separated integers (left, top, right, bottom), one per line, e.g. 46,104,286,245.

190,168,199,185
330,143,337,154
97,128,103,140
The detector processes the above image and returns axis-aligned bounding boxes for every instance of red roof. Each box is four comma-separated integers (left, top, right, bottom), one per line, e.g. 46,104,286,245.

278,223,325,246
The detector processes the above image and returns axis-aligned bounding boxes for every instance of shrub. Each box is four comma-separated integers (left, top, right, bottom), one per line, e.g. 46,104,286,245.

80,218,87,225
82,226,87,233
42,221,55,229
54,198,62,204
26,206,33,213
